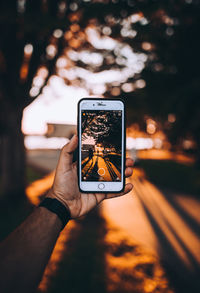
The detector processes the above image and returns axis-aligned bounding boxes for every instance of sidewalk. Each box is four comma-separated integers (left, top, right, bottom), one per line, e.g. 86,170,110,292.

27,149,200,292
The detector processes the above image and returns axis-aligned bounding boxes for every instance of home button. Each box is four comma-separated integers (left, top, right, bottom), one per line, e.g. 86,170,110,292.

98,183,105,190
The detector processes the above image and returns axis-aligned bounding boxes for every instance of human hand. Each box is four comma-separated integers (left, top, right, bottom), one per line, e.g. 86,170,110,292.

47,135,134,218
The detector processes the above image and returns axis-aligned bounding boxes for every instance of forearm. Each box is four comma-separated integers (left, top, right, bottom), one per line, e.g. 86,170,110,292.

0,136,134,293
0,206,63,293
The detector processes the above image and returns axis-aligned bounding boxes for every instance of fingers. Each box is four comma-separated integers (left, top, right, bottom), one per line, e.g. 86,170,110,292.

125,167,133,178
63,135,78,154
125,158,134,178
59,135,78,170
126,158,134,167
105,183,133,200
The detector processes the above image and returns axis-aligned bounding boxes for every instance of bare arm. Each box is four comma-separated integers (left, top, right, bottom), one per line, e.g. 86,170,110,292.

0,135,133,293
0,207,62,293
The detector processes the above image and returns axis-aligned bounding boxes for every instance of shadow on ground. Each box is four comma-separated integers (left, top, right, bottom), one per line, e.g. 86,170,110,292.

134,175,200,293
37,208,172,293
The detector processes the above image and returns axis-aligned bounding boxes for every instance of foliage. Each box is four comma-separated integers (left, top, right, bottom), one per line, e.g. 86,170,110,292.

0,0,199,142
82,110,122,149
140,159,200,196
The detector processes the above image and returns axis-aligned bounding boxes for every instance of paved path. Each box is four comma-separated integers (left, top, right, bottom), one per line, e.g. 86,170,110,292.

102,169,200,292
82,155,121,181
27,150,200,292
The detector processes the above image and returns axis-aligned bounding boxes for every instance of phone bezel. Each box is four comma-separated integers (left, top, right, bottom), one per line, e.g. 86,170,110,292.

78,97,126,193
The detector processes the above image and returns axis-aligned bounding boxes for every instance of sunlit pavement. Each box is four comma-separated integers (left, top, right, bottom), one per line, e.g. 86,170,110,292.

26,150,200,292
27,170,173,293
138,149,194,164
103,168,200,292
82,155,121,181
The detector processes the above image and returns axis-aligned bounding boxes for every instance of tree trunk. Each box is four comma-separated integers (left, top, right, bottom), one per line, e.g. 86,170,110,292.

0,103,25,201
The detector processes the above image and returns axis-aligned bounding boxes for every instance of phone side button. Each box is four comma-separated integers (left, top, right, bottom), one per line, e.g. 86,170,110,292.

98,183,105,190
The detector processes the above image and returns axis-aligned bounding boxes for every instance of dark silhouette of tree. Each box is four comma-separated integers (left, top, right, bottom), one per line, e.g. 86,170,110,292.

139,1,200,161
0,0,146,199
82,111,122,150
0,0,75,198
0,0,68,199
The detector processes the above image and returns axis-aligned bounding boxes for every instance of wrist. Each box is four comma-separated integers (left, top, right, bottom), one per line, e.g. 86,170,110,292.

46,189,71,214
46,189,81,219
38,205,63,231
39,197,71,230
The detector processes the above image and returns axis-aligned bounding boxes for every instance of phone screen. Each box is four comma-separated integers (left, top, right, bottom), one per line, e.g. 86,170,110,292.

81,110,122,182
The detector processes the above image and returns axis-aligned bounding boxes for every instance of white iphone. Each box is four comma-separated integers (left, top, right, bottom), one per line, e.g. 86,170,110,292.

78,98,125,193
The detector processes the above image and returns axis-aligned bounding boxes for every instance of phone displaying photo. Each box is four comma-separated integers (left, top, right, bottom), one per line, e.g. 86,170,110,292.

78,98,125,193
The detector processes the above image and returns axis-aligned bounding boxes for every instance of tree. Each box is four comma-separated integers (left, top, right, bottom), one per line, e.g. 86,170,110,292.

139,0,200,159
0,0,147,199
0,1,61,199
0,0,72,198
82,110,122,150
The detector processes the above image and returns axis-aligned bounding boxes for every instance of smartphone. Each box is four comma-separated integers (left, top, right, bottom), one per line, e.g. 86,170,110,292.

78,98,125,193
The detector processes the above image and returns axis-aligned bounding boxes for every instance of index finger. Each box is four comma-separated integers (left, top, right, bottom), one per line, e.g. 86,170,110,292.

126,158,134,167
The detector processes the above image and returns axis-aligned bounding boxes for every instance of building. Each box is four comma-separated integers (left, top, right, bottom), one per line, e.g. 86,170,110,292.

46,123,76,138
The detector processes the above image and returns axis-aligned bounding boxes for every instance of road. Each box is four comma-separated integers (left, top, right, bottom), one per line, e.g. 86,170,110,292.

27,150,200,292
102,169,200,293
82,154,121,181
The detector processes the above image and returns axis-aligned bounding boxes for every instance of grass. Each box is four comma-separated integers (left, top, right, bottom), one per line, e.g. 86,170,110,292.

139,159,200,196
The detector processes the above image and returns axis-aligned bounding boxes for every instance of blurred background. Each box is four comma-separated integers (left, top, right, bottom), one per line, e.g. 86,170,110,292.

0,0,200,292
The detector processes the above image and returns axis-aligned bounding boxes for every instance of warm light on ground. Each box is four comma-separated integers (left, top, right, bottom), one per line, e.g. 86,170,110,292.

26,171,55,205
25,168,174,293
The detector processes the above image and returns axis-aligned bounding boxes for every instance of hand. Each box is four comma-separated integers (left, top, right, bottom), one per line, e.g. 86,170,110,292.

47,135,134,218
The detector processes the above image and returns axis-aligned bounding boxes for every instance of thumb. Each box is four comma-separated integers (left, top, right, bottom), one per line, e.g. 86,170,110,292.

59,135,78,170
